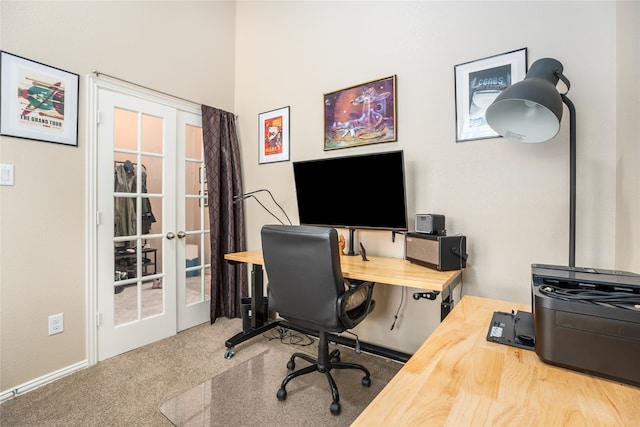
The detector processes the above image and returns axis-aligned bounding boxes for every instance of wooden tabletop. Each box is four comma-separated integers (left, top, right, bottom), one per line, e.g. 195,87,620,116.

224,249,461,292
352,295,640,426
224,249,264,266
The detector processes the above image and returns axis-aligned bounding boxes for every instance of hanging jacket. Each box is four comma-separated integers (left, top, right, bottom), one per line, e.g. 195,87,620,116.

114,162,156,237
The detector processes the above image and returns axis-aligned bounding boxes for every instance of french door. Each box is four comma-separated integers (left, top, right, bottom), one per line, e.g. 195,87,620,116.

95,87,210,361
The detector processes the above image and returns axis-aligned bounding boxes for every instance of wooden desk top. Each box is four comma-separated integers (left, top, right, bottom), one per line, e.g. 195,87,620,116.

352,295,640,426
224,249,461,292
224,249,265,266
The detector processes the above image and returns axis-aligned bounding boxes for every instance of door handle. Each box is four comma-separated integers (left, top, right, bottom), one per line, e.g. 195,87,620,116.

177,231,186,239
166,232,176,240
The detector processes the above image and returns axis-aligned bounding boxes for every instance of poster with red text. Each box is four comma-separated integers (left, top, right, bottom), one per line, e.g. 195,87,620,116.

258,106,289,164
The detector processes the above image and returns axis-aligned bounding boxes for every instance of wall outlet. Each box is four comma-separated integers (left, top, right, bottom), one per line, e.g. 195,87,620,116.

48,313,64,335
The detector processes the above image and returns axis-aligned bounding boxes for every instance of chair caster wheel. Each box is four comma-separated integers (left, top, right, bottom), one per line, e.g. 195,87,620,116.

362,376,371,387
286,360,295,370
224,348,235,359
330,401,341,415
277,388,287,401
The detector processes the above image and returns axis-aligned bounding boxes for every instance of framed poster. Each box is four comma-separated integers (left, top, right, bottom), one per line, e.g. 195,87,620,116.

258,106,290,164
454,48,527,142
0,51,79,147
324,75,397,150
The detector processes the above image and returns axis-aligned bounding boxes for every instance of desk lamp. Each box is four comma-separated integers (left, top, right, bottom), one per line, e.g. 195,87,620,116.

485,58,576,267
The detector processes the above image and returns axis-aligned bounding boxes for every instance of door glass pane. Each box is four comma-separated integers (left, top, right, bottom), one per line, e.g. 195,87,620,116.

142,278,163,319
148,197,163,235
142,114,163,154
142,239,161,277
114,240,137,280
141,155,162,193
140,224,163,320
114,154,137,194
114,196,137,239
140,154,162,237
185,198,201,232
185,239,201,267
114,282,138,326
185,125,202,159
185,162,201,196
114,108,138,151
185,239,201,304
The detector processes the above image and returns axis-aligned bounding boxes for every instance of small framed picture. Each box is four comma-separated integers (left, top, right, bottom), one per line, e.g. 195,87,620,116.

258,106,290,164
454,48,527,142
324,75,397,150
0,51,79,147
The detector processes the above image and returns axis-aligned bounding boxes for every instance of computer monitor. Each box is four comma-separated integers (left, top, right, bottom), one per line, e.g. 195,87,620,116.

293,150,408,253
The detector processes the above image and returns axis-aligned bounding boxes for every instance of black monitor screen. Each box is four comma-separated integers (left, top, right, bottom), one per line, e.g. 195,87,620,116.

293,150,408,231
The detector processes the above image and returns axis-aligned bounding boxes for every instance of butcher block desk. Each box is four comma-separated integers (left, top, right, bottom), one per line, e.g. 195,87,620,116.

352,295,640,426
224,249,461,361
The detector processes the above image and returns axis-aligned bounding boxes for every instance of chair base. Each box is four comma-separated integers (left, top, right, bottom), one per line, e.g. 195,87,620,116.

276,333,371,415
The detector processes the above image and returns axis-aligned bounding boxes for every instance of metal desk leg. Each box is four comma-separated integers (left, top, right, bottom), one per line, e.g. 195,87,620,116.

441,286,453,321
440,272,462,321
224,263,279,359
251,264,264,328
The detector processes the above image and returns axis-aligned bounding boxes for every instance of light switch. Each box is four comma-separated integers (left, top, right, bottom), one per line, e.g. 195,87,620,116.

0,164,15,186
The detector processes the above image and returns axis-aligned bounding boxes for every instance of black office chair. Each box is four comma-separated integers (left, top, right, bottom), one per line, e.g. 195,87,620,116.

261,224,376,415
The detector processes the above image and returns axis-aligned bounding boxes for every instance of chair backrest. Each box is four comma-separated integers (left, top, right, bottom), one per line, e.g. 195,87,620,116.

261,224,345,331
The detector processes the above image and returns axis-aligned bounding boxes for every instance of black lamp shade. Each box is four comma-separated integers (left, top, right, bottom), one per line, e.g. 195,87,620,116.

486,58,565,143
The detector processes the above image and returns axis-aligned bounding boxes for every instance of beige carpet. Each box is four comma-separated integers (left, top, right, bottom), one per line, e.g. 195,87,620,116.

0,318,402,426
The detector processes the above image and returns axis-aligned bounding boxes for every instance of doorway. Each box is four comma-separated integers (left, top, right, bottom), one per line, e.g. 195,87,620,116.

90,81,210,362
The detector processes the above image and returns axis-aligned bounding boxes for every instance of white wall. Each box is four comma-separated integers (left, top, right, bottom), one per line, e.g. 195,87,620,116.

234,1,634,353
0,0,236,392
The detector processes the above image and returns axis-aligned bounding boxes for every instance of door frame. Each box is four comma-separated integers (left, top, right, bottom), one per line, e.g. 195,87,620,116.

86,76,202,366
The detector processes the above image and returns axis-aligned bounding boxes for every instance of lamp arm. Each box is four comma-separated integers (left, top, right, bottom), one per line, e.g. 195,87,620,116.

556,71,571,95
562,94,576,268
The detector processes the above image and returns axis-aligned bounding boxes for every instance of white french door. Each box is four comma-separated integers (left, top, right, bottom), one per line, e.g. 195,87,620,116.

95,87,210,361
176,111,212,330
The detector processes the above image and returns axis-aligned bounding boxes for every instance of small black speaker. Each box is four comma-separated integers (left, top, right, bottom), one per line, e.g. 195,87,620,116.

405,233,467,271
415,214,445,235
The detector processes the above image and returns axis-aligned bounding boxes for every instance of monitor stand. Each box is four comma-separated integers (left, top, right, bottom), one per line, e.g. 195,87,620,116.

346,228,357,256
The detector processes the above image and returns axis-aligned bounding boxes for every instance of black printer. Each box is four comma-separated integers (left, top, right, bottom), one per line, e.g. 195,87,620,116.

532,264,640,386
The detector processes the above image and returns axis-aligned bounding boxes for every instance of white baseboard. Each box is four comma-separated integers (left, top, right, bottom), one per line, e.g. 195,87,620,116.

0,360,88,404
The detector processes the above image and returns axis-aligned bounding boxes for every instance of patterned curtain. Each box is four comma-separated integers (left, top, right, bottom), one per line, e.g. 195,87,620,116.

201,105,247,322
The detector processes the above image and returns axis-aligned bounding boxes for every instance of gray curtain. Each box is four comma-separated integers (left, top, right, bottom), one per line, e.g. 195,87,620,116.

201,105,247,323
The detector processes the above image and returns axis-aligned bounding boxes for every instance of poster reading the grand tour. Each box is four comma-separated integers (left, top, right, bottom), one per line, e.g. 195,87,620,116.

0,51,79,146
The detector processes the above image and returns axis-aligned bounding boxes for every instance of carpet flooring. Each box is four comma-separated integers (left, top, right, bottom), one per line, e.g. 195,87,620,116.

0,318,402,426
